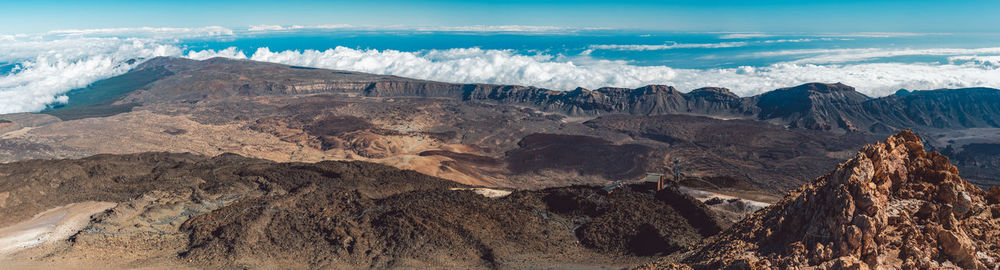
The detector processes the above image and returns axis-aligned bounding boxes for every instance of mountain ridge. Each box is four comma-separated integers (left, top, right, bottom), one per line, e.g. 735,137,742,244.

70,56,999,134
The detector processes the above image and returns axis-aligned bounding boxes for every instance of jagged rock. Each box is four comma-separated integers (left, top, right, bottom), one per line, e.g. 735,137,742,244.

819,256,870,270
987,186,1000,204
667,130,1000,269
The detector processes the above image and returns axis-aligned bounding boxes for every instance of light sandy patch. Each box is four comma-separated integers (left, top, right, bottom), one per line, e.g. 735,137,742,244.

0,192,8,208
375,154,497,186
0,201,116,255
678,186,771,209
450,188,513,198
926,128,1000,149
5,110,329,163
0,127,37,139
3,110,508,187
561,116,598,123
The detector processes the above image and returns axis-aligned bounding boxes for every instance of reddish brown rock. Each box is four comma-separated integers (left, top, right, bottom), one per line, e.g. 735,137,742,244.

987,186,1000,205
666,130,1000,269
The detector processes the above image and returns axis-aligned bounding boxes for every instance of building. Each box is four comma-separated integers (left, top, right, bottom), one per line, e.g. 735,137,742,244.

644,173,666,191
601,184,618,194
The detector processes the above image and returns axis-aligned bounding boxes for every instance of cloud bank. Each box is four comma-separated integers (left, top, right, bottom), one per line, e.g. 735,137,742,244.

1,28,999,115
246,24,604,33
756,47,1000,64
588,38,842,52
718,32,925,39
188,46,1000,98
588,42,748,51
46,26,234,38
0,37,182,113
192,47,678,90
718,33,774,39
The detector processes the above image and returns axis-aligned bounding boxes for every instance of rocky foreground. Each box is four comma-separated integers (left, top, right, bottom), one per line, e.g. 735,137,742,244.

0,153,724,269
644,130,1000,269
0,129,996,269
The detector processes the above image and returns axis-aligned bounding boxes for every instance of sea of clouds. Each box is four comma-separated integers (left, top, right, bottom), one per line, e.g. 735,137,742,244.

1,26,999,114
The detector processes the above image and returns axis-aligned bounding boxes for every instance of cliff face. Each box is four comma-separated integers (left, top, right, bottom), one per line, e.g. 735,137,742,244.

749,84,1000,133
862,88,1000,130
754,83,872,131
74,57,1000,133
677,130,1000,269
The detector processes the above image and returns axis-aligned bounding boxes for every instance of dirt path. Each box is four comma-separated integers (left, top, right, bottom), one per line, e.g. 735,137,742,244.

0,201,116,255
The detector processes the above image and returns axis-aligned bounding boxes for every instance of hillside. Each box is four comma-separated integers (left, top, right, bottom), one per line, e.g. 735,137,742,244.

643,130,1000,269
0,152,724,268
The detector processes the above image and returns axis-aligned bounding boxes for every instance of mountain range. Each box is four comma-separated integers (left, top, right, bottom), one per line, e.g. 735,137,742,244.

34,56,1000,186
1,56,999,268
55,57,999,134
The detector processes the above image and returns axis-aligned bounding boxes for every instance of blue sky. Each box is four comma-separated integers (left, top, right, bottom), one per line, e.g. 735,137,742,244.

3,0,999,34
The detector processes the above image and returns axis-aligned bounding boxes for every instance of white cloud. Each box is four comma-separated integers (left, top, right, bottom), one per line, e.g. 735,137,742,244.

248,24,367,32
1,27,998,115
949,55,1000,67
0,36,183,113
46,26,234,38
186,47,248,60
243,47,676,90
291,24,355,30
198,46,1000,98
670,62,1000,97
408,25,579,32
761,38,839,43
587,38,841,52
719,32,926,39
754,47,1000,64
245,24,605,33
248,25,287,31
589,41,749,51
817,32,927,38
718,33,774,39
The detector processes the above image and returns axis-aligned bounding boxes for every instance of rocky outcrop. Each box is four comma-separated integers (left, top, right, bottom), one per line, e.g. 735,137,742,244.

753,82,871,131
0,151,727,268
685,87,753,116
861,88,1000,130
988,186,1000,204
676,130,1000,269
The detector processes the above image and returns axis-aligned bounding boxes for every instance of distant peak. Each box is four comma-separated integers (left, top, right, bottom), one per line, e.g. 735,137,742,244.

203,56,245,63
635,84,678,94
689,87,737,96
786,82,856,93
137,56,196,69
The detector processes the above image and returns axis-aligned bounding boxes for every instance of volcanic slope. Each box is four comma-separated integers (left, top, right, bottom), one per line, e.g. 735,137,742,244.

5,57,999,190
0,57,889,194
0,152,725,269
641,130,1000,269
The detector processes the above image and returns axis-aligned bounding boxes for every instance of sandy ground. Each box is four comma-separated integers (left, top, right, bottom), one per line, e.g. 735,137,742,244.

677,186,773,222
0,201,116,255
0,201,206,269
926,128,1000,149
679,187,771,209
450,187,513,198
